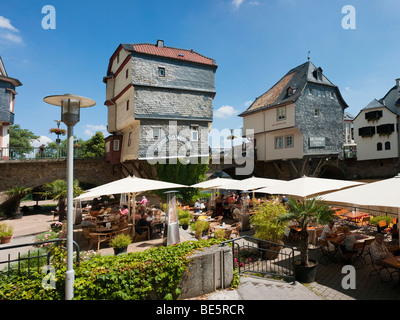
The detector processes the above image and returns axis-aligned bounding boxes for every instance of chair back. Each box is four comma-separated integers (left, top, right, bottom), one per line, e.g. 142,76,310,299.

319,239,328,247
378,220,387,228
353,242,364,250
214,216,223,223
224,229,232,239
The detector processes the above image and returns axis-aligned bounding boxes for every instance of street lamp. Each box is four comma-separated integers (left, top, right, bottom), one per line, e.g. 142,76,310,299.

44,94,95,300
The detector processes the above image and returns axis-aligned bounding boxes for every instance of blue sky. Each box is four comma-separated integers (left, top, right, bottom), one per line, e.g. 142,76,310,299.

1,0,399,148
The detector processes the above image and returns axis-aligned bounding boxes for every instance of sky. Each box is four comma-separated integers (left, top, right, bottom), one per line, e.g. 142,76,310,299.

1,0,400,149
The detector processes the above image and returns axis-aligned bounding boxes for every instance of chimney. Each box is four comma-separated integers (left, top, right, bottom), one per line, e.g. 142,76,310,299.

156,40,164,48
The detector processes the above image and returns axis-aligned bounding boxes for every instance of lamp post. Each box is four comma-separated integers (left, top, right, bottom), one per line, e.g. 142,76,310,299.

44,94,95,300
164,190,180,246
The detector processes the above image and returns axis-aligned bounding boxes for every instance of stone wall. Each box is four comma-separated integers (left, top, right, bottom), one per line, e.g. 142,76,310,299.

295,83,345,157
179,244,233,299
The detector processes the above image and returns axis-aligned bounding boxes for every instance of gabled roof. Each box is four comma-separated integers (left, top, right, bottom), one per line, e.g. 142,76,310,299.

358,80,400,115
0,57,7,77
121,42,217,67
0,56,22,87
239,61,348,117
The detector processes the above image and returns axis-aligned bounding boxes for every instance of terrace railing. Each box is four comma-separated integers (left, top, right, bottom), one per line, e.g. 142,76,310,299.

0,147,102,161
220,236,296,284
0,238,80,276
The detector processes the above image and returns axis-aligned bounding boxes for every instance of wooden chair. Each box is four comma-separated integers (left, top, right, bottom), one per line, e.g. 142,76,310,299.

214,216,223,223
223,229,233,239
365,247,397,282
133,226,150,242
81,227,94,244
89,232,111,252
361,238,374,265
208,222,220,238
378,220,390,240
357,215,371,231
318,239,339,265
230,222,241,238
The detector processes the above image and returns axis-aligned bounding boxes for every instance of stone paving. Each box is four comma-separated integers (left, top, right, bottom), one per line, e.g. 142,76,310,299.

1,204,400,300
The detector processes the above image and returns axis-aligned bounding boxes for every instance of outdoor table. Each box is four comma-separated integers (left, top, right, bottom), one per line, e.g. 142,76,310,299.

342,212,368,222
214,223,232,230
381,256,400,285
328,232,373,246
289,225,323,246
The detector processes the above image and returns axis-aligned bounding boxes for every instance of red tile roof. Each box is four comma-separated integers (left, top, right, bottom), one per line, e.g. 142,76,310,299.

123,43,217,67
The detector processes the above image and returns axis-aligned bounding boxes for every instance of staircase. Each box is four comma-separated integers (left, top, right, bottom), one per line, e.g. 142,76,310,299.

206,275,322,300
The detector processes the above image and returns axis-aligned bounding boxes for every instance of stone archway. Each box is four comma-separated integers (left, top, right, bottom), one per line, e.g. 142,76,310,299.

318,164,345,180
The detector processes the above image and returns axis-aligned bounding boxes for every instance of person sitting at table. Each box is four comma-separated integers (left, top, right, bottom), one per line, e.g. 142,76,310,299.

231,204,241,221
391,219,398,243
116,205,128,220
337,225,358,262
99,204,111,215
140,196,149,207
370,233,400,264
194,199,201,213
320,221,338,251
146,210,156,225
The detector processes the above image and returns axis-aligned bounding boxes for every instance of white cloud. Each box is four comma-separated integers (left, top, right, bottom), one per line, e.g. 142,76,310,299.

249,1,260,5
31,135,53,147
83,124,108,137
0,16,19,32
214,105,238,118
232,0,244,9
0,16,22,44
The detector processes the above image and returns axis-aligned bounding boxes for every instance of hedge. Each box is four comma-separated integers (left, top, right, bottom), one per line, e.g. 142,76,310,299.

0,238,224,300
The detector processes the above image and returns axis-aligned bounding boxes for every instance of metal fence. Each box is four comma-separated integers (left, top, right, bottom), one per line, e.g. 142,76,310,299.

220,236,296,284
0,147,100,161
0,238,80,276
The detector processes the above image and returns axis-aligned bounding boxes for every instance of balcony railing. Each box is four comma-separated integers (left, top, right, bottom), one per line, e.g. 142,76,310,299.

0,147,101,161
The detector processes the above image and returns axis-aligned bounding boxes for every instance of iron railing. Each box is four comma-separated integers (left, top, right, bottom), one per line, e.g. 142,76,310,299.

0,147,103,161
220,235,296,284
0,238,80,276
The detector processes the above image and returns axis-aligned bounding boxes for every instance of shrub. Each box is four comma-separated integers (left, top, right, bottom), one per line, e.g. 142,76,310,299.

0,238,224,300
0,223,13,237
109,233,132,249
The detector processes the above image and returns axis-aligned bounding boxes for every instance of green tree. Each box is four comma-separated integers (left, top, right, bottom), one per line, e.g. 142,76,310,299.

81,131,105,159
42,179,83,222
9,124,39,159
154,159,209,203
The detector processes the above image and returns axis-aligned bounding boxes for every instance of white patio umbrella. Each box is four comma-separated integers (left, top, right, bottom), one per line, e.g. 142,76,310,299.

256,175,365,199
321,174,400,217
190,177,235,189
75,175,187,200
218,176,283,191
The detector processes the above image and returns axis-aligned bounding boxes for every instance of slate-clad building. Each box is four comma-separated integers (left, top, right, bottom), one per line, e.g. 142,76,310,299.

103,40,217,164
240,61,349,163
353,78,400,161
0,57,22,160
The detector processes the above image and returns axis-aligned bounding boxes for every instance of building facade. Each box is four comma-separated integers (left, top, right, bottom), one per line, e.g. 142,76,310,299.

240,61,349,164
0,57,22,160
103,40,217,164
353,79,400,161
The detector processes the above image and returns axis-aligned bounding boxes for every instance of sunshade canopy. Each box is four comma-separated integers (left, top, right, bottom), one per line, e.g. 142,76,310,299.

75,176,187,200
218,176,283,191
322,174,400,210
190,177,235,189
256,175,364,198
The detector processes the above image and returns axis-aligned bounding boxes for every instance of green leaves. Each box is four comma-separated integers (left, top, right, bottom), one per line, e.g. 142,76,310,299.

0,238,224,300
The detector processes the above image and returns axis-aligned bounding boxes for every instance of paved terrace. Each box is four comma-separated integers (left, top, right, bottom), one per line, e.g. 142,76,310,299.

1,202,399,300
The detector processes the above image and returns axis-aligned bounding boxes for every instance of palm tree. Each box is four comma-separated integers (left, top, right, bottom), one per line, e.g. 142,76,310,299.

43,179,83,222
279,196,334,267
5,186,32,215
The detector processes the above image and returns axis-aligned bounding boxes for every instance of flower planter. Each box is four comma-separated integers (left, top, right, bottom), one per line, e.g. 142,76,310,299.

1,235,12,244
113,247,128,255
294,259,318,283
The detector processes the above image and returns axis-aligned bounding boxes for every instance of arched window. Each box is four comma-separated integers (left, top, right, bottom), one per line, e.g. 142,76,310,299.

377,142,382,151
385,141,391,150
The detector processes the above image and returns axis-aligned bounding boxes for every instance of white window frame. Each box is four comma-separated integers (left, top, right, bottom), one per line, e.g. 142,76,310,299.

285,135,294,148
113,139,120,151
153,127,161,140
277,107,286,121
191,125,199,142
274,136,283,149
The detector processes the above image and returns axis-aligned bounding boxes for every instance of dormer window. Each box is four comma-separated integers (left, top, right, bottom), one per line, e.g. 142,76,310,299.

287,87,295,97
313,67,323,81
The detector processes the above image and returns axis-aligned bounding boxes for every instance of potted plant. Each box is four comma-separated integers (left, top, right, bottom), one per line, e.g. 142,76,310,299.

178,209,191,230
110,233,132,255
214,228,226,239
250,201,287,260
0,223,14,244
279,196,334,283
190,220,210,240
